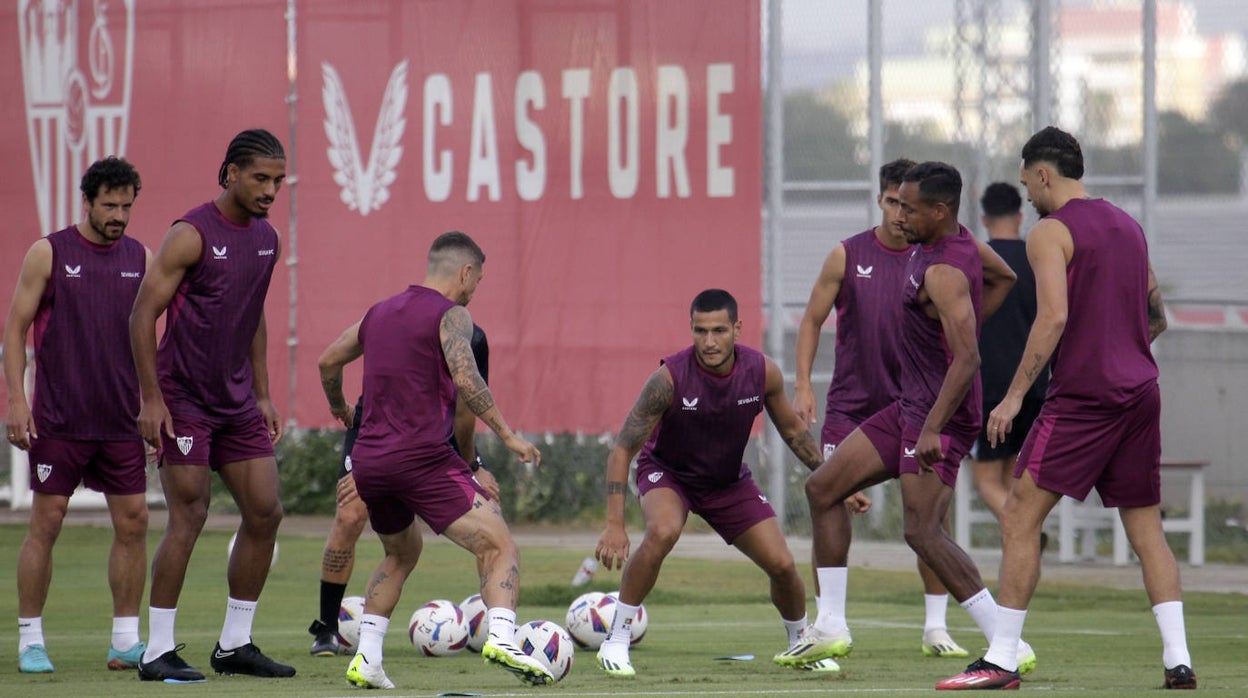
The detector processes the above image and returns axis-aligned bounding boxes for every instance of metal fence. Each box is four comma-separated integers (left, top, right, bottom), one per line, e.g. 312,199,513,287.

761,0,1248,529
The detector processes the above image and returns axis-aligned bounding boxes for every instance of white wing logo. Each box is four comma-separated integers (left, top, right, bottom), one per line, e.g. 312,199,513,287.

322,60,408,216
856,264,873,277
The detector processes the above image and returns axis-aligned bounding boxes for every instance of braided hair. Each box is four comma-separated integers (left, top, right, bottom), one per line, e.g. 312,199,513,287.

217,129,285,188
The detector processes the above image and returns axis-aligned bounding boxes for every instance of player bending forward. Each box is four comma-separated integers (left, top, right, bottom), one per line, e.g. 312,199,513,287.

595,289,837,677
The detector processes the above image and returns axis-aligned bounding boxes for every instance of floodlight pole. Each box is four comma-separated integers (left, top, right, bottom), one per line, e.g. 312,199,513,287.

285,0,300,427
867,0,882,222
1031,0,1052,132
764,0,787,526
1142,0,1157,249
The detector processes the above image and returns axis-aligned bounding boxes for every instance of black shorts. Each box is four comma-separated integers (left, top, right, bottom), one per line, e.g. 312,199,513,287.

337,399,364,480
976,394,1044,461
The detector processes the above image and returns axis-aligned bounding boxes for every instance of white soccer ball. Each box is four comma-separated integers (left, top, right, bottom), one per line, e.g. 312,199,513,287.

565,591,609,649
337,595,366,651
515,620,575,682
408,599,470,656
459,593,489,652
226,532,279,569
605,591,648,645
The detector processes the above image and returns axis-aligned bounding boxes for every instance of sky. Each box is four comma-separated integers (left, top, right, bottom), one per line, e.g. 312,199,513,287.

781,0,1248,55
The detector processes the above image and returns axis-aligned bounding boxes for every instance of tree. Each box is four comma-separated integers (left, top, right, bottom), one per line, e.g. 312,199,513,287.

1210,79,1248,148
1158,111,1240,195
782,90,865,182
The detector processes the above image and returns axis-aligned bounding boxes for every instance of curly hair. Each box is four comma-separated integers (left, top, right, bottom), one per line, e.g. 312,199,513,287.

80,156,141,202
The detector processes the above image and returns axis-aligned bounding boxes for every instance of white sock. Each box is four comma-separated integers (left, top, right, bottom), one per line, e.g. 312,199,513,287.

1153,601,1192,669
112,616,141,651
923,594,949,633
813,567,848,633
782,615,807,647
486,607,517,645
18,617,43,653
357,613,389,662
219,597,257,651
959,588,999,643
144,607,177,662
605,601,639,646
982,606,1027,671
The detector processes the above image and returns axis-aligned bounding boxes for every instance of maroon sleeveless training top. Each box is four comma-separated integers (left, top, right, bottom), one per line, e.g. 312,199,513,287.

157,202,278,417
32,227,145,440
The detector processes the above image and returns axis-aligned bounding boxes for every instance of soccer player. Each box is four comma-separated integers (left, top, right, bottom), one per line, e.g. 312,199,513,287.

971,182,1049,524
307,325,498,656
778,163,1035,676
317,231,553,689
129,129,294,682
5,157,150,673
939,127,1196,691
594,289,828,677
792,158,970,659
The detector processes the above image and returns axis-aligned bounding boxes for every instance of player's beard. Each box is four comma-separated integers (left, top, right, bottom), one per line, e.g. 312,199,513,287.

89,213,125,241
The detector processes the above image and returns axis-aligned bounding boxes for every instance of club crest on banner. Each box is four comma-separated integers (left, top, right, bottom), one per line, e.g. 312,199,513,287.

19,0,135,235
322,60,408,216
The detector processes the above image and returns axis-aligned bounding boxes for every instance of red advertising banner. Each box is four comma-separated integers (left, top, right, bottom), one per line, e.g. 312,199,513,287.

1,0,761,433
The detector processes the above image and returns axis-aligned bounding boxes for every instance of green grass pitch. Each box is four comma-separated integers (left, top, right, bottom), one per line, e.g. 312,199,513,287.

0,522,1244,696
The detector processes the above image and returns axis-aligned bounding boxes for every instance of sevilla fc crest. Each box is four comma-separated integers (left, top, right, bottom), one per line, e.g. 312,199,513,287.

19,0,135,234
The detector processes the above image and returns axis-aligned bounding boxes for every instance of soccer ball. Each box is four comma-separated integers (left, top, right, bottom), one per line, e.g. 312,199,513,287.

408,599,470,656
337,596,366,651
604,591,648,645
459,593,489,652
565,591,609,649
226,532,279,569
515,620,574,682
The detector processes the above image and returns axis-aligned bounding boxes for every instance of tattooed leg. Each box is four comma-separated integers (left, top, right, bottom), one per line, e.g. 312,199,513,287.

445,493,522,610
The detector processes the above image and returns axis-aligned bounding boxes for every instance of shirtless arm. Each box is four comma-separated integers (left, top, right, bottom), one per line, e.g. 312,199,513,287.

985,219,1072,446
440,305,539,466
762,356,823,471
317,320,364,428
4,239,52,449
916,264,981,470
250,235,284,443
595,366,673,570
794,244,845,424
1146,262,1167,342
129,221,201,448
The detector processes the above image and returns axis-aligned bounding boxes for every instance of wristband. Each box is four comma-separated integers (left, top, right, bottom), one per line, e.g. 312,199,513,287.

469,455,484,472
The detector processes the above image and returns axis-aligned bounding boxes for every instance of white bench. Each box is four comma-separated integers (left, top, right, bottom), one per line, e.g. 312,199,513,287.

953,463,1001,548
955,459,1206,567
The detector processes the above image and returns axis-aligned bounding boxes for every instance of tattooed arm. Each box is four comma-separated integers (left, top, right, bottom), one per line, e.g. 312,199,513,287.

440,305,540,466
595,367,673,570
761,356,823,471
1146,262,1168,342
984,218,1071,447
317,319,364,428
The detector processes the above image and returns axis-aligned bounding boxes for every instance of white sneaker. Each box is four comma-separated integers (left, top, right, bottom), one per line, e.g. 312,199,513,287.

800,657,841,673
596,640,636,677
346,653,394,689
1017,639,1037,675
773,625,853,667
921,628,970,658
482,636,554,686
